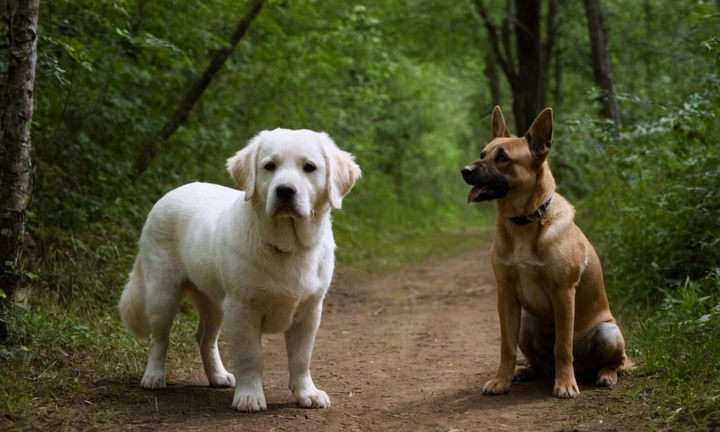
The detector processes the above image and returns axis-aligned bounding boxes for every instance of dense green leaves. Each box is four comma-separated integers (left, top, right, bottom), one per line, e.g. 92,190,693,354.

30,0,487,245
22,0,720,335
576,69,720,302
564,5,720,426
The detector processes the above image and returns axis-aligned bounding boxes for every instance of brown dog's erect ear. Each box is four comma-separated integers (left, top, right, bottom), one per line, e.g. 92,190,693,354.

491,106,511,139
322,133,362,209
226,132,264,201
525,108,554,165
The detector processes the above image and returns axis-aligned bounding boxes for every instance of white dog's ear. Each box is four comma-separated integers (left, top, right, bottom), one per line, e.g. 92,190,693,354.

227,132,263,201
322,133,361,209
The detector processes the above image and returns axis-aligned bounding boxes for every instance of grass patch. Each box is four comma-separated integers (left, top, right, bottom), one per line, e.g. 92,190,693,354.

0,300,202,431
571,92,720,431
334,202,495,274
614,273,720,431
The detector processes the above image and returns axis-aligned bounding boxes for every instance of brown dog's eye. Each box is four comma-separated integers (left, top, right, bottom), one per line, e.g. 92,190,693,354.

304,163,316,173
264,162,276,171
480,151,486,159
495,153,510,163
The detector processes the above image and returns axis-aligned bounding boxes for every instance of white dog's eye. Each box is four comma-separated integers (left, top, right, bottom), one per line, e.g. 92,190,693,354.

264,162,276,171
304,163,316,173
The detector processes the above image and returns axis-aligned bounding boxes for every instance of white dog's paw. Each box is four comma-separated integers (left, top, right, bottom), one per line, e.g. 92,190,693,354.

209,372,236,388
140,371,166,390
232,388,267,413
294,387,331,409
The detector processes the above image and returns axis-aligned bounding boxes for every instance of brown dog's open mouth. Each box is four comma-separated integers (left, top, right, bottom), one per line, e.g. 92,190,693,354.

466,184,509,203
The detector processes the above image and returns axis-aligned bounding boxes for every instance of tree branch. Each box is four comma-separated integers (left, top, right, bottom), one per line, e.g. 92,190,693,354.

538,0,558,106
134,0,264,177
583,0,622,135
472,0,518,88
501,1,514,72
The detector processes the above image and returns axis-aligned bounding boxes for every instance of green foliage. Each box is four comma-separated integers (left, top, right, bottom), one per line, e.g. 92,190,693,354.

1,0,719,429
578,99,720,429
0,298,201,429
627,272,720,428
570,7,720,427
22,0,487,314
29,0,483,239
579,87,720,304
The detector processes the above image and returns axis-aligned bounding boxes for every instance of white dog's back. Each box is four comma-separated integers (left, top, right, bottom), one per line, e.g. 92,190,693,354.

142,182,241,254
119,183,243,338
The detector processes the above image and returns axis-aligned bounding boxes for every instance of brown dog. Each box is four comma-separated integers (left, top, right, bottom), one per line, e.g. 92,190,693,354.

461,106,626,398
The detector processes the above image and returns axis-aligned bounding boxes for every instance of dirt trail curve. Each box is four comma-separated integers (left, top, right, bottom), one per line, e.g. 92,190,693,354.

109,243,635,432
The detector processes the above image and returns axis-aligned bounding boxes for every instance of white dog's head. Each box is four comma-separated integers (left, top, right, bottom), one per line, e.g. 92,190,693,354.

226,129,361,218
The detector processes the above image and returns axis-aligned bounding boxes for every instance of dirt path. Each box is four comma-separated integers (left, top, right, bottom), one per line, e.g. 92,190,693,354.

108,244,637,432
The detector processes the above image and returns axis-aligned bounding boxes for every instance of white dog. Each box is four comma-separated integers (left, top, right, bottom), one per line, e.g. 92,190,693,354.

119,129,361,412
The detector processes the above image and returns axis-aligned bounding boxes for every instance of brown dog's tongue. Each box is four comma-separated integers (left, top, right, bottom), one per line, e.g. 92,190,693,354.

467,186,483,203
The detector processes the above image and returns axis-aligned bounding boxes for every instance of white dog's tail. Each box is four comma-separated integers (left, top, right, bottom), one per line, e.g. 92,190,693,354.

118,257,151,339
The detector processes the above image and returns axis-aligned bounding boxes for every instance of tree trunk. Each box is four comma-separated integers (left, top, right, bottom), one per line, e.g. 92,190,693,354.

473,0,558,134
553,43,563,111
483,52,501,111
512,0,542,134
135,0,264,177
0,0,40,338
583,0,622,135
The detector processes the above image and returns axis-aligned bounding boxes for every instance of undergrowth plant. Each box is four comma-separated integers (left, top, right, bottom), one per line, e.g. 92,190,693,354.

630,273,720,428
575,76,720,429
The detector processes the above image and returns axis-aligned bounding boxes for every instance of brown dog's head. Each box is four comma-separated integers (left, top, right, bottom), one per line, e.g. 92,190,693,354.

461,106,554,203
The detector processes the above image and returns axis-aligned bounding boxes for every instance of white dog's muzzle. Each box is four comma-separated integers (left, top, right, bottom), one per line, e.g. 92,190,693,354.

268,181,311,218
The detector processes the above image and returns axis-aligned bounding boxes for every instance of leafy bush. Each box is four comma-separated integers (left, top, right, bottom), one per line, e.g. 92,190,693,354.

578,85,720,304
629,271,720,428
574,74,720,428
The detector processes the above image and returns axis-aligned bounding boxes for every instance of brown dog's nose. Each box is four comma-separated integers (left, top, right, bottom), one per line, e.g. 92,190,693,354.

461,166,475,184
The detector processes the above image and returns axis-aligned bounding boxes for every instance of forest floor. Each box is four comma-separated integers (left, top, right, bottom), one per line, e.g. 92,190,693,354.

95,240,649,432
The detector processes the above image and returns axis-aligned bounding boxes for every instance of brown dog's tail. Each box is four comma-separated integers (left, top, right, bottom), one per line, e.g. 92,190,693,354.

118,257,151,339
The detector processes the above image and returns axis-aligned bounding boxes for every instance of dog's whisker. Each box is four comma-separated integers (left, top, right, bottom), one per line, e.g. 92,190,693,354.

252,199,266,210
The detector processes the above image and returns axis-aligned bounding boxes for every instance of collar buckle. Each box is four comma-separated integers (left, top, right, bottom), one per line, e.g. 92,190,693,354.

509,195,553,225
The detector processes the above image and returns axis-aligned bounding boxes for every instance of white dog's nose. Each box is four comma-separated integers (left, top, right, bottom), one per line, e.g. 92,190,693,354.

276,185,296,200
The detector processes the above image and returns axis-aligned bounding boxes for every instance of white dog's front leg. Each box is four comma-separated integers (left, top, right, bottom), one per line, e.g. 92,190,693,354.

285,302,330,409
140,337,170,390
225,302,266,413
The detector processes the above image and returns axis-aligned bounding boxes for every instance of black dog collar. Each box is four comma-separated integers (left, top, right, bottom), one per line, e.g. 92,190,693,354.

509,195,554,225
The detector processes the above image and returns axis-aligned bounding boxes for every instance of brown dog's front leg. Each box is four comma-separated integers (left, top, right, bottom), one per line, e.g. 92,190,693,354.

550,287,579,398
483,280,521,395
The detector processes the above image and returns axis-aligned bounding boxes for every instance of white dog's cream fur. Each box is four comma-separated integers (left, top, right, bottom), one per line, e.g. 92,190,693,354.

119,129,361,412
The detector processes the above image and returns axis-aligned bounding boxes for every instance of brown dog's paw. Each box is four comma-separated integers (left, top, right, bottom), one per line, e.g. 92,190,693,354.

513,366,539,382
553,379,580,399
596,368,618,387
482,378,511,395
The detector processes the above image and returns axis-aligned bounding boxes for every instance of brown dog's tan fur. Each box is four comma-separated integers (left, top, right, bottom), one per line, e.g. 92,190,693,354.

461,106,626,398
